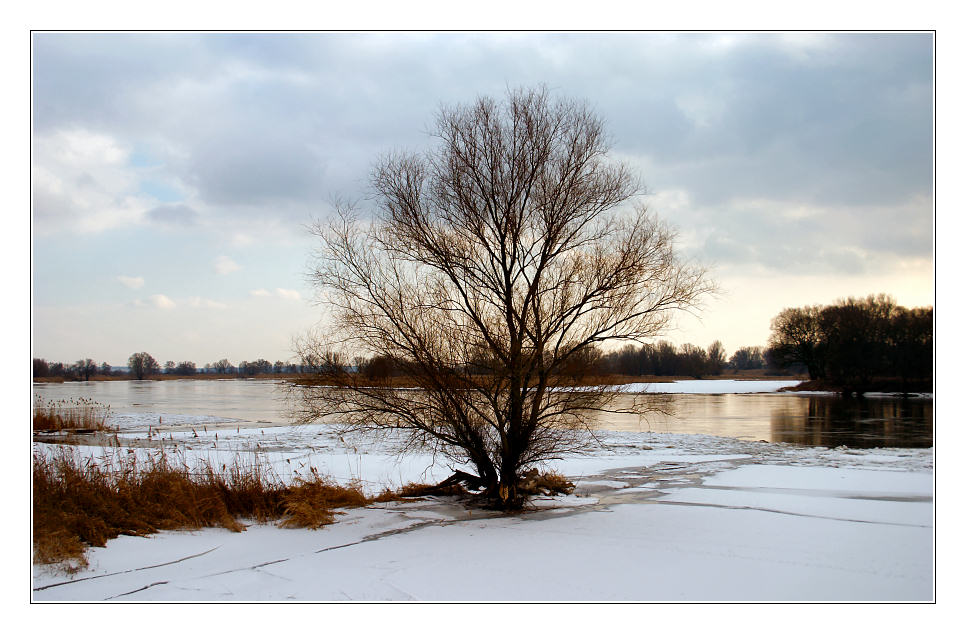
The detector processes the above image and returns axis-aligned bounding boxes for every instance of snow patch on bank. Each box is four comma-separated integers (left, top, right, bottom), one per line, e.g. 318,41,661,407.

620,379,802,394
32,421,933,601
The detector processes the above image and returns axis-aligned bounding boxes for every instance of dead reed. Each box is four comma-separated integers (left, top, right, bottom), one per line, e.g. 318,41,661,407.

31,448,398,573
33,445,574,573
32,396,113,432
518,469,575,496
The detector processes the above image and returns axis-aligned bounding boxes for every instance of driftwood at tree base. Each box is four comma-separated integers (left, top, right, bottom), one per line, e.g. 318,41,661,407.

430,470,485,493
400,469,574,499
402,470,484,497
518,469,576,496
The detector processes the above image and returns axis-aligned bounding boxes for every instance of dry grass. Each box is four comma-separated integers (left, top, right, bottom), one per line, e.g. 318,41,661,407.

393,481,466,498
518,469,575,496
386,470,574,501
32,449,383,573
33,397,113,432
279,468,370,528
33,446,578,572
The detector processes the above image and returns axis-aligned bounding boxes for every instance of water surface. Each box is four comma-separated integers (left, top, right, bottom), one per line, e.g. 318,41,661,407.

33,379,932,448
602,392,932,448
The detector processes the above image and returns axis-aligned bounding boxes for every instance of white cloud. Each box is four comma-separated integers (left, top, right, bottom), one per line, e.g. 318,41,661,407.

276,288,301,301
214,255,240,275
231,232,254,247
674,94,723,129
117,275,145,289
250,288,301,301
30,34,933,363
187,296,227,309
52,128,127,165
149,294,176,309
32,128,150,235
649,188,693,213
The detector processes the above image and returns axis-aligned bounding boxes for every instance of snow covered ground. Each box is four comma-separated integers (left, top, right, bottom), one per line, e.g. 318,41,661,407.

32,420,934,601
619,379,802,394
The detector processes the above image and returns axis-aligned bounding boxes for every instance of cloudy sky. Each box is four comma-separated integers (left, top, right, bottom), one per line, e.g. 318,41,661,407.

30,32,934,367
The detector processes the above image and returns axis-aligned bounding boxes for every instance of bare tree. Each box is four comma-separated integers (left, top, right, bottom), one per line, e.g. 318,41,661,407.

887,306,933,390
33,358,50,378
678,344,709,379
174,361,197,375
294,87,710,508
73,358,97,381
729,346,765,370
706,340,726,375
769,306,826,379
817,294,897,395
128,352,160,380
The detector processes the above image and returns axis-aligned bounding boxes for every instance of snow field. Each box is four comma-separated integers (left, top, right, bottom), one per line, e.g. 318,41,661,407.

32,421,933,601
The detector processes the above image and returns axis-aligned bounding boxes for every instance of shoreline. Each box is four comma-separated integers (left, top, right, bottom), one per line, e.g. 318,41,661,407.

33,372,809,385
32,427,934,601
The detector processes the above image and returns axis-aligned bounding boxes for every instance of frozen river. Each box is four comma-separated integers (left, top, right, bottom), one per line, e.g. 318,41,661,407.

32,378,935,600
32,378,933,448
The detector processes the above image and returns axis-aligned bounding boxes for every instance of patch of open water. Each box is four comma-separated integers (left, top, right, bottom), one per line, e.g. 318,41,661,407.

33,379,932,448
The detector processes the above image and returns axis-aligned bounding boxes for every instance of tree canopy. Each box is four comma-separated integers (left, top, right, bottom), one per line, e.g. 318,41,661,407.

295,87,710,507
128,352,160,380
769,294,932,394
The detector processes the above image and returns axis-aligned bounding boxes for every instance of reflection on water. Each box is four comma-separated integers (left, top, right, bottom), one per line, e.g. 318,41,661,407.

33,380,933,449
32,379,291,425
597,393,932,448
769,396,933,448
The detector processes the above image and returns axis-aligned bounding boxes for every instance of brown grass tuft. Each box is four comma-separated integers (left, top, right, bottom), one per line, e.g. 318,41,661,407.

32,528,89,575
32,449,248,572
33,449,385,571
33,396,113,432
33,445,577,573
518,469,575,496
393,482,467,498
279,468,369,529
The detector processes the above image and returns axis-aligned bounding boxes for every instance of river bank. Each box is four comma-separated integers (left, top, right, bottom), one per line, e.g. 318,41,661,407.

31,378,934,601
32,426,933,601
33,371,807,384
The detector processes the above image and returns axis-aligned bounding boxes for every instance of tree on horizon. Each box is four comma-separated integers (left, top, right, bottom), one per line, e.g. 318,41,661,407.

128,352,160,380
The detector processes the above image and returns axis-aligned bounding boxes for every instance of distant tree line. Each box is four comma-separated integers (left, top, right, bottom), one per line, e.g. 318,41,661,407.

339,340,789,382
35,294,930,392
33,343,793,383
33,358,116,381
768,294,932,395
202,358,304,376
594,340,789,378
32,353,311,381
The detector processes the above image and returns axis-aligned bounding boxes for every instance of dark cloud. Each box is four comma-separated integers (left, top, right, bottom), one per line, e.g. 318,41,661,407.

147,204,200,226
31,32,934,276
183,130,326,206
32,34,215,133
599,34,933,208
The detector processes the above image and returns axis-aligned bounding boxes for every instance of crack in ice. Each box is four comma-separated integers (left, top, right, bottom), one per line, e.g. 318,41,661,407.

33,545,221,592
